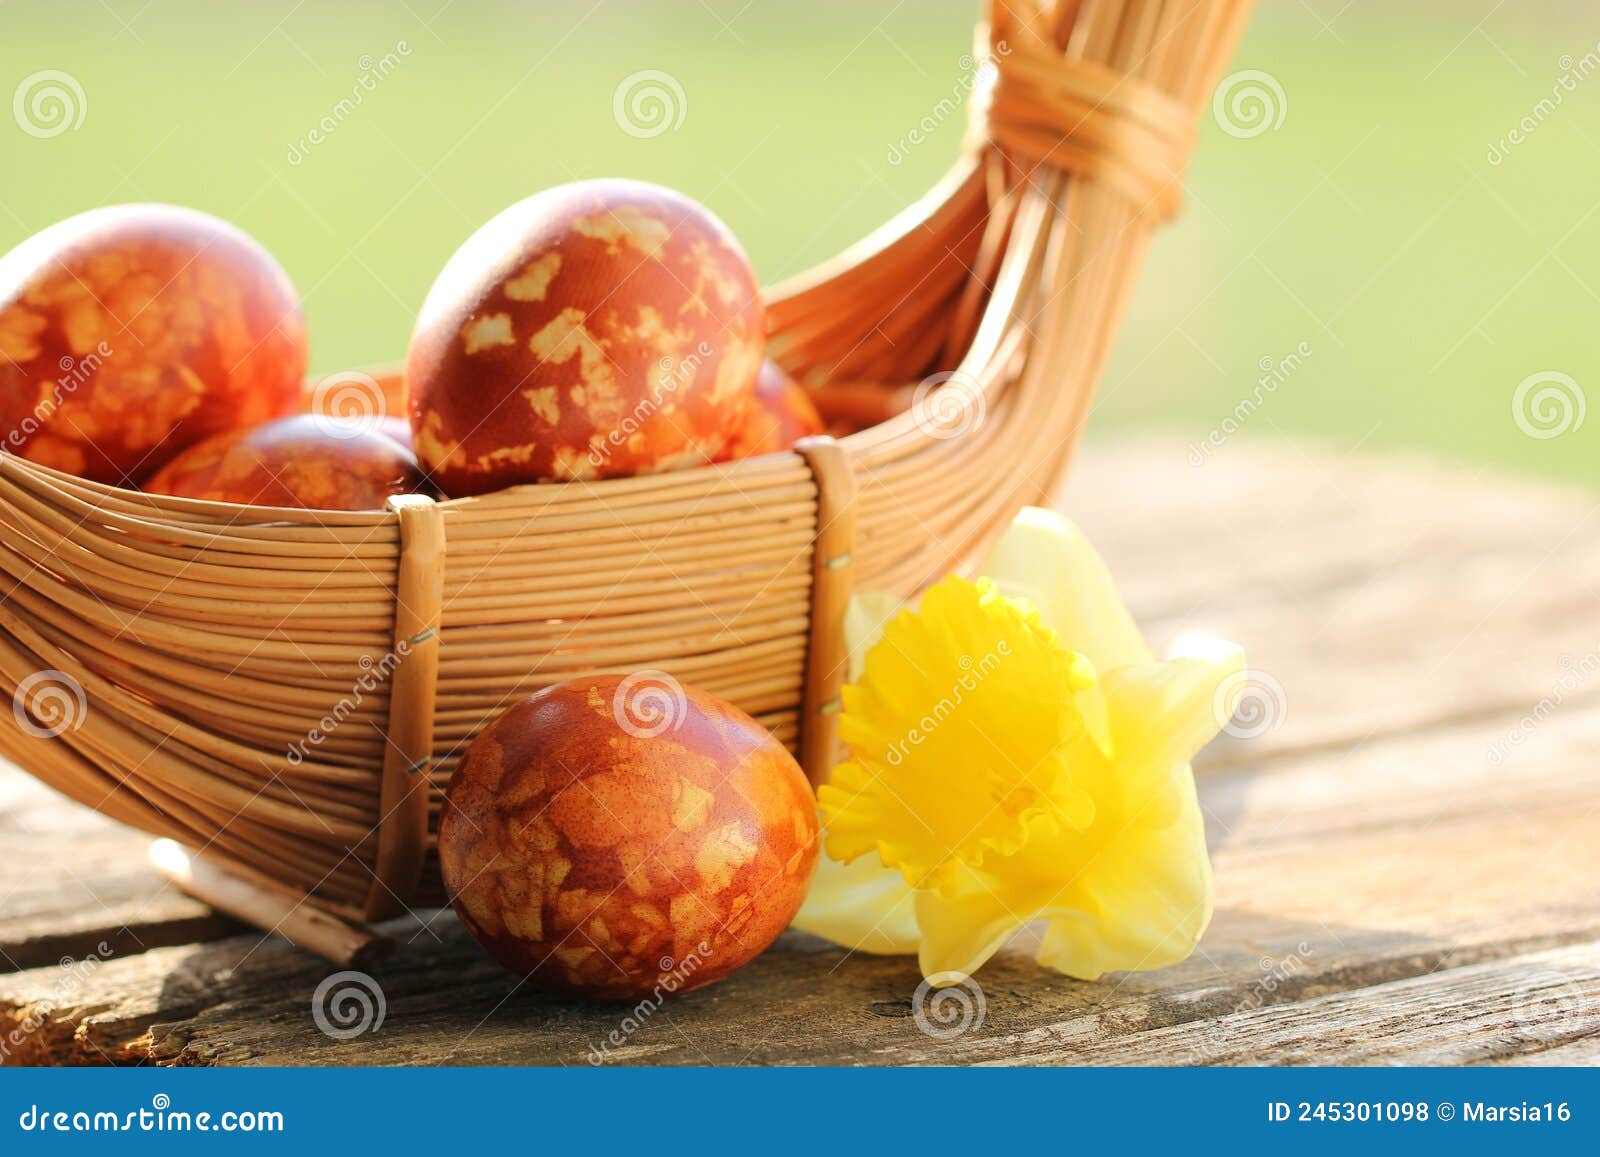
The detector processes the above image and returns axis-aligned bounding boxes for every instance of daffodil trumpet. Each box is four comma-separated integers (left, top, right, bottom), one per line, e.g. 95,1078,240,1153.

794,507,1244,986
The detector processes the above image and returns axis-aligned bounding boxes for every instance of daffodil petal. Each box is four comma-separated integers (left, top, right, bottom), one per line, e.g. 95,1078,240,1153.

912,767,1212,983
843,590,905,682
981,507,1152,673
1076,678,1114,759
793,849,921,954
1034,772,1212,979
1102,648,1245,790
913,870,1024,980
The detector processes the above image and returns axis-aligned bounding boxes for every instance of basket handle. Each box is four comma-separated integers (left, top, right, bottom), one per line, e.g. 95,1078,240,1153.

795,437,858,789
977,25,1198,221
363,492,445,922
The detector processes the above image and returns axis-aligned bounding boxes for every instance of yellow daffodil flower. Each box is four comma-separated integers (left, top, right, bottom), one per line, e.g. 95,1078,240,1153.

794,507,1242,984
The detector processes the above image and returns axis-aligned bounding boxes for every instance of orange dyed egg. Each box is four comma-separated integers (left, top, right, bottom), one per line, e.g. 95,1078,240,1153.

406,179,765,494
144,414,424,511
0,204,307,486
374,417,415,453
439,673,819,1001
719,359,825,460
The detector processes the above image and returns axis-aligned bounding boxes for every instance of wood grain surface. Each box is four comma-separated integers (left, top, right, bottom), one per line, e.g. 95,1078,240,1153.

3,438,1597,1066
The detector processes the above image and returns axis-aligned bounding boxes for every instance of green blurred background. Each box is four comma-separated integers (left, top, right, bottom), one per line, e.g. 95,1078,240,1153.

2,1,1596,482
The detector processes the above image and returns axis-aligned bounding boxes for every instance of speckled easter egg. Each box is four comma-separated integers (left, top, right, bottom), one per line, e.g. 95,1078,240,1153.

719,360,825,460
406,180,764,494
144,414,424,511
0,204,307,485
439,674,819,1001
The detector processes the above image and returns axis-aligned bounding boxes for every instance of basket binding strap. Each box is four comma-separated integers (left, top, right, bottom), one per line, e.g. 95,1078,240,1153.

795,437,858,790
364,492,446,923
972,22,1198,221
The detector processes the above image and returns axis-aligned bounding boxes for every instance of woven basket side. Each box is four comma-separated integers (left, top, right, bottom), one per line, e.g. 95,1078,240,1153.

0,0,1257,952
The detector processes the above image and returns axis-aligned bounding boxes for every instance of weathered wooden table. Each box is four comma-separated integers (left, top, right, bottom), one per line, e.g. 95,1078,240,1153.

4,438,1598,1066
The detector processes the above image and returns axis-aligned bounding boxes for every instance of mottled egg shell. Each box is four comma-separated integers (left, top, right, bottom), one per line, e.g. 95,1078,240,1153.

719,359,825,460
406,180,765,494
143,414,424,511
0,204,307,486
439,674,819,1001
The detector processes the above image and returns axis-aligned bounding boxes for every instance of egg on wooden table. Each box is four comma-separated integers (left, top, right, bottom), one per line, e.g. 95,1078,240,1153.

0,204,307,485
718,359,825,460
407,179,765,494
143,414,425,512
439,674,819,1001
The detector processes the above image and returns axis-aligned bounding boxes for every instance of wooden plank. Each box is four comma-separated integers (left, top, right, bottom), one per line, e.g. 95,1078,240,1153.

1488,1038,1600,1066
5,696,1596,1066
1004,943,1600,1067
0,768,237,973
1066,440,1600,769
1066,438,1598,625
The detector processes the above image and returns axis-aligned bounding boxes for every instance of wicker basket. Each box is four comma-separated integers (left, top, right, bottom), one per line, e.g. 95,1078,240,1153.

0,0,1254,963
